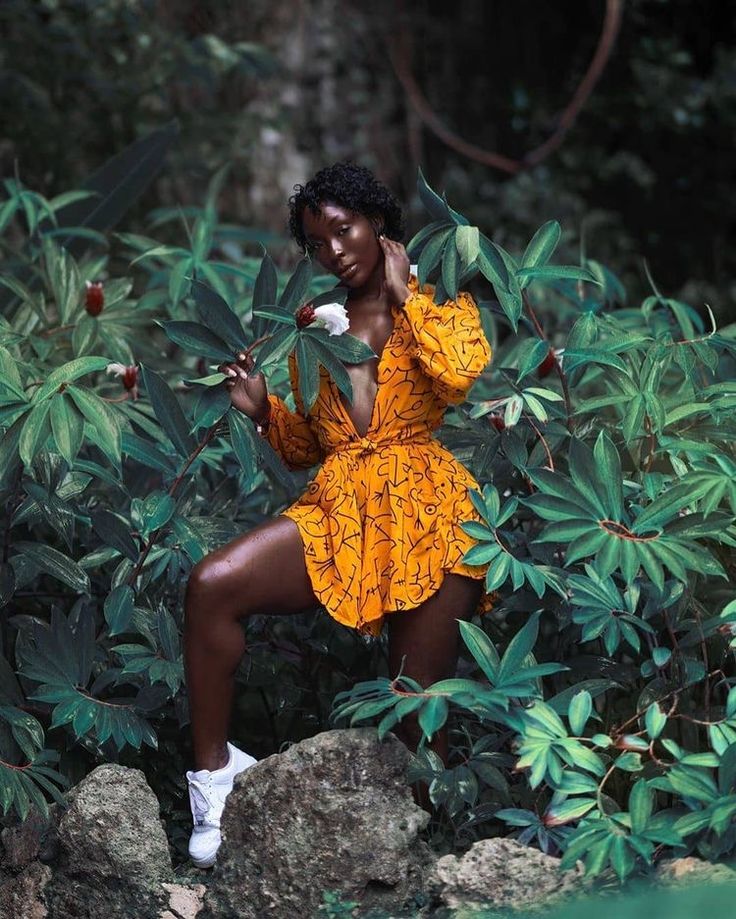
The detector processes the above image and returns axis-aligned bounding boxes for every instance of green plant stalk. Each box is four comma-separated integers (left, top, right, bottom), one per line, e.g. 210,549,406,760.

522,290,573,432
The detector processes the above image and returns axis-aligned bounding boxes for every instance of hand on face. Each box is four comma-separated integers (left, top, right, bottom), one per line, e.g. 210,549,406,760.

378,236,411,308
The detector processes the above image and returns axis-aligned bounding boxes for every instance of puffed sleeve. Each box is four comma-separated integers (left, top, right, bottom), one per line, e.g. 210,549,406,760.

402,285,492,404
264,350,323,469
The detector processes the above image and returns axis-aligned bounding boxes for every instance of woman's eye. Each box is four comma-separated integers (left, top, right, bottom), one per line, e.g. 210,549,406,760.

338,226,349,236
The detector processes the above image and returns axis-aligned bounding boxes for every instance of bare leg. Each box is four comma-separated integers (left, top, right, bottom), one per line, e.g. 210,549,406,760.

387,574,483,766
184,515,318,771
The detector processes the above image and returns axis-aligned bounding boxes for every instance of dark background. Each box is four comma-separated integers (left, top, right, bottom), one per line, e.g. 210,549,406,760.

1,0,734,316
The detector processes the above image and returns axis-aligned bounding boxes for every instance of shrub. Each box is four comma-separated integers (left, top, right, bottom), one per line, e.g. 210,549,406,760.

3,154,736,884
333,172,736,882
0,152,383,853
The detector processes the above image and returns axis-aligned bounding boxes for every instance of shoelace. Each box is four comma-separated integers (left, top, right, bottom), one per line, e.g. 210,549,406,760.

188,777,217,826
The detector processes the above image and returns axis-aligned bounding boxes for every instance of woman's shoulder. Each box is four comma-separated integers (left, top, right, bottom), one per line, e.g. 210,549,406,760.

407,270,474,305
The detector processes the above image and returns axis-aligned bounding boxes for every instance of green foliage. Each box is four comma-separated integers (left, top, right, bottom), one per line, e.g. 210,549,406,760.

0,152,387,833
333,173,736,885
3,147,736,885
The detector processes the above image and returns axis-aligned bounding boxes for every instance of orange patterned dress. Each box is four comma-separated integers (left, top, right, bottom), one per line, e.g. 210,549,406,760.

265,275,496,636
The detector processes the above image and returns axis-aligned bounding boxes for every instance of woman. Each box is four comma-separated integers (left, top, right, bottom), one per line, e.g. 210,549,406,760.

184,163,494,867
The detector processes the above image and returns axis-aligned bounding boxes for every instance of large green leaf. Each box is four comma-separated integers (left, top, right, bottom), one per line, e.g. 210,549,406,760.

32,357,110,403
253,250,278,309
517,265,600,286
278,258,312,313
104,585,135,636
441,238,461,300
406,220,452,259
92,510,139,562
417,227,452,287
121,431,175,473
191,280,247,352
593,431,624,520
49,394,83,466
67,386,122,463
139,365,197,458
51,120,179,256
19,401,51,467
417,167,453,222
477,236,510,290
296,336,321,411
455,225,480,268
229,409,257,480
251,328,298,372
307,337,354,403
160,320,234,361
521,220,561,270
418,695,449,742
13,542,90,594
305,327,375,363
458,620,500,684
42,238,81,324
497,612,541,684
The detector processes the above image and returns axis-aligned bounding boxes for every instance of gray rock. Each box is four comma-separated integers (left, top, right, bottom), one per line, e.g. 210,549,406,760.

160,881,206,918
48,763,174,918
655,856,736,886
204,728,433,918
1,811,49,869
0,861,51,919
427,837,584,914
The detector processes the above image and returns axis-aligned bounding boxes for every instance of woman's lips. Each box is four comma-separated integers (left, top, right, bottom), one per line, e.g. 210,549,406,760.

338,264,358,280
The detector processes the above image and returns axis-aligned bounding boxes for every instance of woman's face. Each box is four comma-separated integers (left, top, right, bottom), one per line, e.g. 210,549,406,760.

301,202,383,289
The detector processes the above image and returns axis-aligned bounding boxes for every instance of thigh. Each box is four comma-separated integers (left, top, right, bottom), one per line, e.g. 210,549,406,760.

387,574,483,687
190,514,319,617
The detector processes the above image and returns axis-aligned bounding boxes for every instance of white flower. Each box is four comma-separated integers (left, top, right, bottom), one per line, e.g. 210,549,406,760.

105,362,128,377
312,302,350,336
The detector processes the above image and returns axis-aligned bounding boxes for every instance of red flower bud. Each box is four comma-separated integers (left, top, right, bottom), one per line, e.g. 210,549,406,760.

122,366,139,391
85,281,105,316
295,304,316,329
538,348,557,378
490,414,506,431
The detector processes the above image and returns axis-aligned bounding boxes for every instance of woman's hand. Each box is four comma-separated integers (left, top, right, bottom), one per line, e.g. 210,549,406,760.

219,352,270,421
379,236,411,307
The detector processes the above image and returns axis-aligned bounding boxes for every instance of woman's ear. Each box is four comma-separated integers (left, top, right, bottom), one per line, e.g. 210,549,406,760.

370,216,385,238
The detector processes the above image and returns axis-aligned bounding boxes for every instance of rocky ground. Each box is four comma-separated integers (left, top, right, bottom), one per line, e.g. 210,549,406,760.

2,728,736,918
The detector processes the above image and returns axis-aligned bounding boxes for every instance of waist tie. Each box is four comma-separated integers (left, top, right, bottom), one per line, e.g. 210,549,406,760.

329,432,433,458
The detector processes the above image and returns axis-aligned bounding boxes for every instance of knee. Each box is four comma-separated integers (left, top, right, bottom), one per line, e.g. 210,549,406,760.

185,556,242,627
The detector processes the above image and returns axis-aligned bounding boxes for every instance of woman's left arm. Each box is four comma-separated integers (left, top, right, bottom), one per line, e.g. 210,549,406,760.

403,287,493,404
379,236,492,404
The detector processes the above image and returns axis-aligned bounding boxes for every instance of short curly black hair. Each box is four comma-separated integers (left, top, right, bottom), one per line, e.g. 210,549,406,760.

288,162,404,252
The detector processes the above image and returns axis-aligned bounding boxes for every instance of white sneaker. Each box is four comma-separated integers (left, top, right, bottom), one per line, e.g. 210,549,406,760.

186,742,257,868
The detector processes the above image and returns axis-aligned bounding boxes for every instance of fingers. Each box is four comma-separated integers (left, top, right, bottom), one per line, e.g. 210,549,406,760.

378,236,408,257
218,353,254,381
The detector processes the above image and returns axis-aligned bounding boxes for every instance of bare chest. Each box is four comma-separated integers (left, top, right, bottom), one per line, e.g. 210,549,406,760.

338,311,395,438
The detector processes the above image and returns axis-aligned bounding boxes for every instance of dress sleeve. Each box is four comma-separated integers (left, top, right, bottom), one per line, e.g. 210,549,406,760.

402,287,492,404
264,351,323,469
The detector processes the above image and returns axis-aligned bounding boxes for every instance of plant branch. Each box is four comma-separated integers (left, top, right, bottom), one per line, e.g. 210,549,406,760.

387,0,623,174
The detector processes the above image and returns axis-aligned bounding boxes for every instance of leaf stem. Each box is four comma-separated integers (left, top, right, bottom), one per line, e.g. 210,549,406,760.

522,292,573,433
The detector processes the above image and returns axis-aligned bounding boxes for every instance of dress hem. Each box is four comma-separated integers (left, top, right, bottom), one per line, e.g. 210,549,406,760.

281,508,498,638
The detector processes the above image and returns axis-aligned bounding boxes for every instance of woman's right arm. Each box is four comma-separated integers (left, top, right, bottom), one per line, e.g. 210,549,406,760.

220,350,322,470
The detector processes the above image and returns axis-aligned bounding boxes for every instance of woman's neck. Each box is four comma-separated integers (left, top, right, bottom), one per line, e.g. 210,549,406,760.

346,263,386,308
